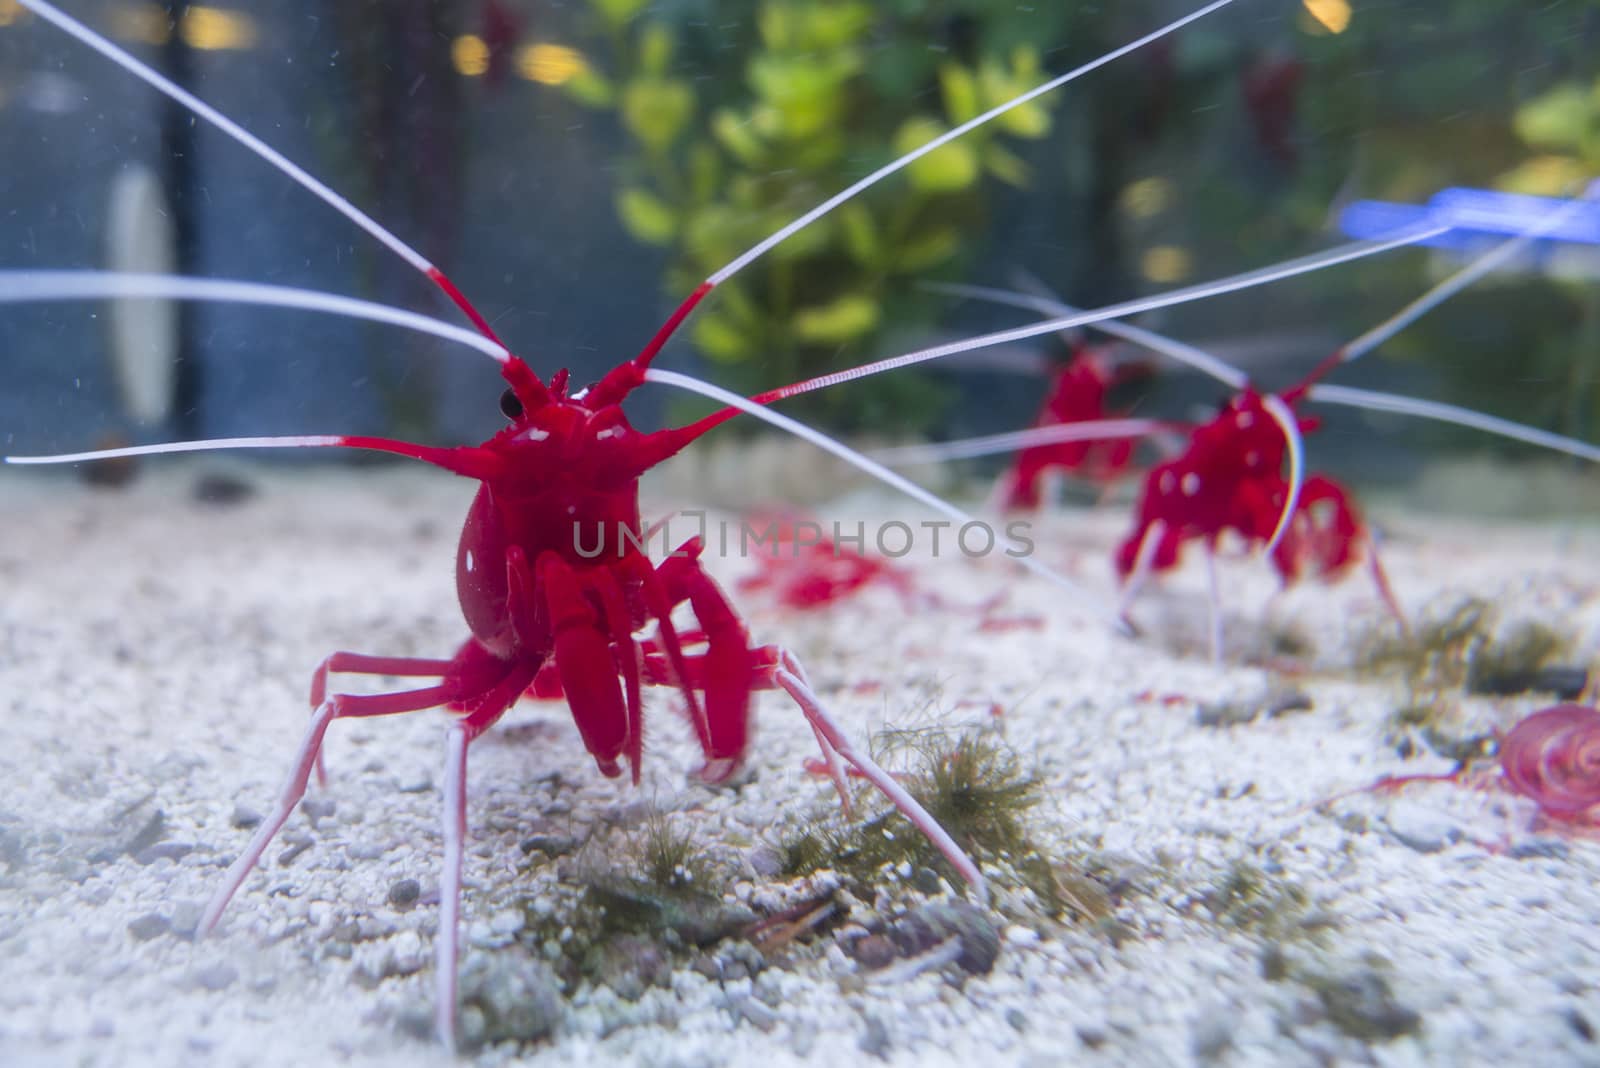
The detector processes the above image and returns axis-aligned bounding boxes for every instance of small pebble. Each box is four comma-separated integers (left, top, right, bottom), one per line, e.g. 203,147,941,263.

519,834,577,858
1384,800,1461,854
128,913,170,941
279,835,314,867
859,1015,892,1060
490,909,524,936
192,963,238,991
890,904,1001,975
851,933,897,970
301,798,337,825
192,471,256,505
747,845,784,878
388,878,422,910
1316,968,1421,1041
231,804,263,830
170,901,203,940
134,842,194,865
735,996,779,1033
1192,1015,1233,1061
1508,838,1569,860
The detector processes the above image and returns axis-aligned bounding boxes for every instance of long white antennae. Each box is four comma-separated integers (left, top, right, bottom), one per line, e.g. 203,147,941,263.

1259,394,1304,556
1306,384,1600,463
871,419,1170,465
5,436,346,465
931,288,1600,467
1342,179,1600,363
708,0,1242,286
927,281,1249,389
15,0,503,342
643,368,1128,630
0,272,512,363
755,225,1448,404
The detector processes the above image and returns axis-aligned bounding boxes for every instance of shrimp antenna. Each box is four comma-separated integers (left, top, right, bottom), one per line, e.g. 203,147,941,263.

642,368,1131,632
926,282,1249,389
1259,394,1305,556
0,272,512,363
745,224,1447,408
934,277,1309,553
871,420,1177,466
1305,385,1600,463
925,301,1600,467
4,434,508,478
14,0,505,346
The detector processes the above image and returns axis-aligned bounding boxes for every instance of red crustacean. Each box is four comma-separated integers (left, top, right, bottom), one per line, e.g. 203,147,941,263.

736,513,915,611
5,0,1274,1049
1113,378,1397,623
1001,344,1149,510
919,203,1600,657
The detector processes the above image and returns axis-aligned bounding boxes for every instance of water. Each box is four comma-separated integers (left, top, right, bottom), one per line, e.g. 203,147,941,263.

3,3,1600,1064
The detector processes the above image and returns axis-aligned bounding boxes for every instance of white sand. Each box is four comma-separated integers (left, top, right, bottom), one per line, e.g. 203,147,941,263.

3,461,1599,1067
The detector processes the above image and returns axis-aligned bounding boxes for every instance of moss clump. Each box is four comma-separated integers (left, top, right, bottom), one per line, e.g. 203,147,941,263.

1360,598,1575,758
910,733,1040,859
569,811,753,947
1304,964,1422,1042
1466,620,1572,694
636,811,713,895
778,728,1111,920
782,730,1040,881
1361,598,1573,697
1357,597,1493,696
1202,861,1328,944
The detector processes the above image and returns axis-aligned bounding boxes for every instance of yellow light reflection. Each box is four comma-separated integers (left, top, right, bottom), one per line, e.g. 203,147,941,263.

1141,246,1192,284
453,34,488,77
1302,0,1351,35
112,4,171,45
1498,154,1592,197
183,5,255,51
111,5,257,50
1120,176,1173,220
517,43,588,86
0,0,26,28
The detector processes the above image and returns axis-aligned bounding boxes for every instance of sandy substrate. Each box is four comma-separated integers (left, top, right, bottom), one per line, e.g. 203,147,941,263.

3,461,1599,1067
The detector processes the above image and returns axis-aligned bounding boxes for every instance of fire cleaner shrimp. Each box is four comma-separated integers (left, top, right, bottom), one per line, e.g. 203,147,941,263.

4,0,1433,1046
885,181,1600,661
996,341,1152,511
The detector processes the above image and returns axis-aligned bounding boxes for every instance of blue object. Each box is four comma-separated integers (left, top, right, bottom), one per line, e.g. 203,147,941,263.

1339,186,1600,254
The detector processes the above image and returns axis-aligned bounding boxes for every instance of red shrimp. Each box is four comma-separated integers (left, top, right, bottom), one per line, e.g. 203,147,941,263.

1001,343,1150,509
736,513,916,611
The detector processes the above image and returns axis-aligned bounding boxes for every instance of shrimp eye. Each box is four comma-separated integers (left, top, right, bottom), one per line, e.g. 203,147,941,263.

499,389,524,420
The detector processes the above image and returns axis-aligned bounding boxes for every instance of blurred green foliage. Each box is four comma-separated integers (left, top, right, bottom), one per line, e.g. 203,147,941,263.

559,0,1073,432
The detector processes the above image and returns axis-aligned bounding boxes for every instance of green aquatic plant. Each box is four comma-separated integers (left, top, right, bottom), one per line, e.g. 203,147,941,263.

559,0,1070,431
